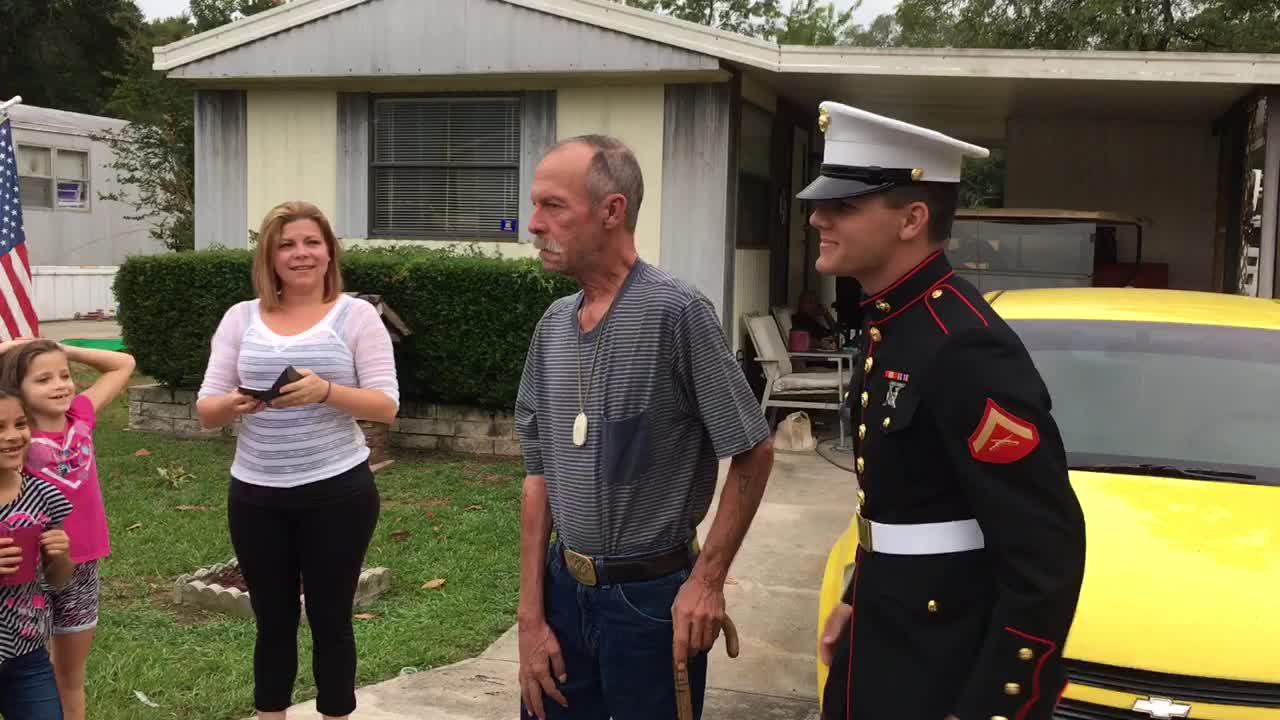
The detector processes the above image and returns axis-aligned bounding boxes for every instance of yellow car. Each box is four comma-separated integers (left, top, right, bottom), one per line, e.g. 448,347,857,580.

816,287,1280,719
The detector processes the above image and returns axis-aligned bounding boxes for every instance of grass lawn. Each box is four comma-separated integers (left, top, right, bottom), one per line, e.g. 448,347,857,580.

76,371,523,719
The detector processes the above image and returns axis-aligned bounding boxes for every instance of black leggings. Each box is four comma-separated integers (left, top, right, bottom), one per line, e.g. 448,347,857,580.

227,461,380,716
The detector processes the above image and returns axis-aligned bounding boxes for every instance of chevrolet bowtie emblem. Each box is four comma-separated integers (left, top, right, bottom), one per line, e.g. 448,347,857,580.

1132,697,1191,719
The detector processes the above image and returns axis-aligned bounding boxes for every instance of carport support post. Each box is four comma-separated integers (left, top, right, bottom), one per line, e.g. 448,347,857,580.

1261,93,1280,298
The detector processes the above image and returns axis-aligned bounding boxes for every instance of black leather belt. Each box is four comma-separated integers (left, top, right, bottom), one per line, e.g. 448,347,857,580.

560,541,696,587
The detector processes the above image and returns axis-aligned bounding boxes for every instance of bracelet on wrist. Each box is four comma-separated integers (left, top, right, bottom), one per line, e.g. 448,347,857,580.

321,380,333,404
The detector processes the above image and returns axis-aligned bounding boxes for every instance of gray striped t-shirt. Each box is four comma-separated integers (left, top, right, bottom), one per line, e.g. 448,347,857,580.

515,260,771,558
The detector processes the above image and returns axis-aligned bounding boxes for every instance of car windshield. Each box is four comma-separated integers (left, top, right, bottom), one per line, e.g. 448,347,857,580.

1009,319,1280,486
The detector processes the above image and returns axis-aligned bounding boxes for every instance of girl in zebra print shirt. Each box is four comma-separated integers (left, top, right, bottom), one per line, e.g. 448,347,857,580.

0,338,134,720
0,386,74,720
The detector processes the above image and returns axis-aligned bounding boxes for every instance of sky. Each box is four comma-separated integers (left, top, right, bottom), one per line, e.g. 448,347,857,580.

137,0,900,26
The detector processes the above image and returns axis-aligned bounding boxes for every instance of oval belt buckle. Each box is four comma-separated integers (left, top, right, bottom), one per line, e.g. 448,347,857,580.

564,547,598,586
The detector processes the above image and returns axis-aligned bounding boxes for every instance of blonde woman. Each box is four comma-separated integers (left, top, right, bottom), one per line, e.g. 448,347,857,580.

196,201,399,720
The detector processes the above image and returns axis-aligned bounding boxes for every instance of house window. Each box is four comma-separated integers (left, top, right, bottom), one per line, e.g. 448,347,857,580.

16,145,89,211
55,149,89,209
17,145,53,209
370,96,521,238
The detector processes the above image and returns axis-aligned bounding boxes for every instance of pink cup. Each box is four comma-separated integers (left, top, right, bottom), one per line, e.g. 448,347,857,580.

0,524,42,587
789,330,812,353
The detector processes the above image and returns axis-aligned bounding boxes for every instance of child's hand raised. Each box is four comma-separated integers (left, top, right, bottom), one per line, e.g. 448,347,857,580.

40,528,70,561
0,537,22,575
0,336,37,355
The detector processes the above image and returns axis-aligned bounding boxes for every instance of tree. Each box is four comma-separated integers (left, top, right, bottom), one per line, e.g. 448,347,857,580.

777,0,855,44
189,0,287,32
96,110,195,252
0,0,141,115
894,0,1280,52
621,0,785,39
960,149,1006,208
842,12,902,46
93,2,286,252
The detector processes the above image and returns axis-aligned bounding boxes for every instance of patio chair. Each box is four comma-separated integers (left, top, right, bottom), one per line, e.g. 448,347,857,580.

743,313,853,445
771,305,794,338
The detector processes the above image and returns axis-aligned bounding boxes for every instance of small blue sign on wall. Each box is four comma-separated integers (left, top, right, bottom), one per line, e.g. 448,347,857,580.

500,219,517,233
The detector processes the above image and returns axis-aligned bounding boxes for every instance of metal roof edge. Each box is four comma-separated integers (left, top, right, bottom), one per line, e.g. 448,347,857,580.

153,0,372,71
499,0,781,70
778,45,1280,84
153,0,782,74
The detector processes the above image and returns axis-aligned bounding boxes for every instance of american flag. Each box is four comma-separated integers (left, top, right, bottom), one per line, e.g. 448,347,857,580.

0,117,38,340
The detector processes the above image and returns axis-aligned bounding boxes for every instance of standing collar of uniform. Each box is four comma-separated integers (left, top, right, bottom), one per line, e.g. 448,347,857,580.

860,250,955,325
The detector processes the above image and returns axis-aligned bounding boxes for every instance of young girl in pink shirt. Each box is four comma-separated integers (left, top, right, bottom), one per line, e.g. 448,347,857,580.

0,339,134,720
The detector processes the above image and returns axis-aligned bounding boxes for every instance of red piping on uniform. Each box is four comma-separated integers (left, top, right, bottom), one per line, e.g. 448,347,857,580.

871,271,955,326
860,250,943,307
844,336,873,720
925,296,948,334
845,548,862,720
938,284,989,327
1003,626,1057,720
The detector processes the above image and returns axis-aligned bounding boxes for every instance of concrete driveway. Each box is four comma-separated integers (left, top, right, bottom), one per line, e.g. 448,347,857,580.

40,319,122,341
282,447,857,719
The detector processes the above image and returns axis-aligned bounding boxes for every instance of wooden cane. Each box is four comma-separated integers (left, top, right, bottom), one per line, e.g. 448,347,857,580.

675,613,741,720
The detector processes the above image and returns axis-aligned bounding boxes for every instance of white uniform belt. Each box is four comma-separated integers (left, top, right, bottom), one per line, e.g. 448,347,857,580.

857,515,985,555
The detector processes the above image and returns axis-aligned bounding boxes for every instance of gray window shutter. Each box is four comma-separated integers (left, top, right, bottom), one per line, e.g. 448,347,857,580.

336,92,370,238
519,91,557,244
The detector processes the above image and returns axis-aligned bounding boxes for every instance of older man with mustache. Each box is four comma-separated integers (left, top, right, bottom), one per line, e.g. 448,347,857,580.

512,134,775,720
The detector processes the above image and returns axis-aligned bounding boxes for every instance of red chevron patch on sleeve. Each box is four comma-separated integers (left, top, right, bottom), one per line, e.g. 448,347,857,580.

968,398,1040,463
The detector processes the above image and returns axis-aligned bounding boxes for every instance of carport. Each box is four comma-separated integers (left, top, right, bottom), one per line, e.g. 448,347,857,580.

725,46,1280,346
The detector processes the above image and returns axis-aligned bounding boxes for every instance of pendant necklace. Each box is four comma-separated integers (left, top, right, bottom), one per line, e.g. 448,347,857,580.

574,299,612,447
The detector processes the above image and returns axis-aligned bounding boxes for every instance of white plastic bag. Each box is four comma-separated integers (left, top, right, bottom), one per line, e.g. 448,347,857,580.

774,411,817,452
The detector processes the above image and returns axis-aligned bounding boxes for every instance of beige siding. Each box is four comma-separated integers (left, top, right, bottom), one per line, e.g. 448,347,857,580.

733,248,771,353
246,90,339,233
1005,117,1219,291
557,85,666,264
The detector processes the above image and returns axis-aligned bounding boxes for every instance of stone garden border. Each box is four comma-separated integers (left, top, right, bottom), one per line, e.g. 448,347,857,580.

173,558,393,622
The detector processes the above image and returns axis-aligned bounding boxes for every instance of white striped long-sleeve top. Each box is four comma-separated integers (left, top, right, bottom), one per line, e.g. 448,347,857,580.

198,295,399,488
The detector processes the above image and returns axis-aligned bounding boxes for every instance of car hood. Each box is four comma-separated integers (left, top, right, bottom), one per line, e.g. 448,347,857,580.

1064,470,1280,682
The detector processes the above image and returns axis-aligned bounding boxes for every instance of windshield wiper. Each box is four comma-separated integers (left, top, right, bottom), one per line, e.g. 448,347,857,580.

1069,463,1257,481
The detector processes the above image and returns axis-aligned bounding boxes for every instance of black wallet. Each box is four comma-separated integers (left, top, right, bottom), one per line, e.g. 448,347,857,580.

238,366,303,404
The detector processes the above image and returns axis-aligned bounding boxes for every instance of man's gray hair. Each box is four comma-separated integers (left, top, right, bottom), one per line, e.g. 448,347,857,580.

554,134,645,231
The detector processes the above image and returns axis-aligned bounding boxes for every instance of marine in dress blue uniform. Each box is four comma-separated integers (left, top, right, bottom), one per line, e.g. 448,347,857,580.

802,102,1088,720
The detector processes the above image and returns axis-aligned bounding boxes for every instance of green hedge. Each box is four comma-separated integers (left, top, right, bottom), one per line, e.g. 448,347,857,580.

113,246,576,408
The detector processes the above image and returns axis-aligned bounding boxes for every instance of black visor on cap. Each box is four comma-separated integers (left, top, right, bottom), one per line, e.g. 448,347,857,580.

796,164,918,201
796,174,891,201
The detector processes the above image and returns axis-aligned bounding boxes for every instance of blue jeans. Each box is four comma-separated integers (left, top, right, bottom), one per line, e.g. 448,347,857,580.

520,543,709,720
0,647,64,720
